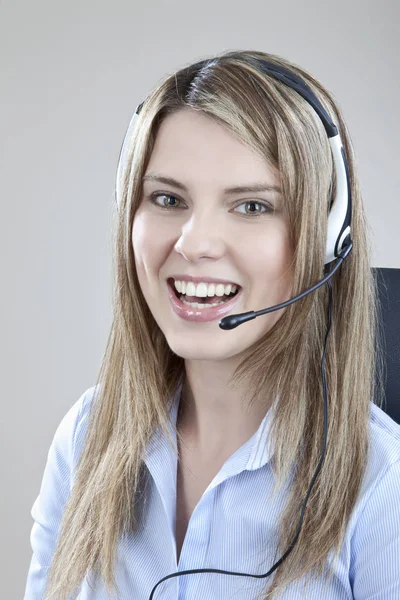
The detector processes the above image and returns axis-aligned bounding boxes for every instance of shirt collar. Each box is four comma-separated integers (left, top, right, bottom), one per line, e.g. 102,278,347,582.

143,378,277,537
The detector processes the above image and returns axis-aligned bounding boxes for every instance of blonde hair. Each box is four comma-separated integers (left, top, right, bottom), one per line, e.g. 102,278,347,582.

43,50,385,599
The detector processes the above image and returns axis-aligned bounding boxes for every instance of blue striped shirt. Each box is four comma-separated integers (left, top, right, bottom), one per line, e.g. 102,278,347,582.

24,380,400,599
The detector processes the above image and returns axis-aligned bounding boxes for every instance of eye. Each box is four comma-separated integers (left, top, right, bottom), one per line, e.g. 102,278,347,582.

149,193,181,209
148,192,274,217
234,200,274,216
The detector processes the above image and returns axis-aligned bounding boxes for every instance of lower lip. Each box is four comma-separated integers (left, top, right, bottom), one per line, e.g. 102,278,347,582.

167,281,243,323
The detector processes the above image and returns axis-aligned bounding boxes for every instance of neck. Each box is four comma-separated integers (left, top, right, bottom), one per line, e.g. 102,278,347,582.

176,373,272,458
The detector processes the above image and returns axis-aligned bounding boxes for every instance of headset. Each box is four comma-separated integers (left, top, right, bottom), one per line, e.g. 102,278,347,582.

115,59,353,599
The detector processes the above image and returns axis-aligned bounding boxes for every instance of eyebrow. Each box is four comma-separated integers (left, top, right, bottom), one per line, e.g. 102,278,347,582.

142,173,282,195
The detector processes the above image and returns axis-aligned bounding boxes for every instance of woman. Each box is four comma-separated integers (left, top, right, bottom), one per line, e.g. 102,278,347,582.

24,50,400,599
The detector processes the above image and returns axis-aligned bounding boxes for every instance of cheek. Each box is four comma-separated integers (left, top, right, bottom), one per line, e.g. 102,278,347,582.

250,227,293,296
252,223,292,266
132,208,153,250
132,208,170,251
132,212,170,283
132,212,155,284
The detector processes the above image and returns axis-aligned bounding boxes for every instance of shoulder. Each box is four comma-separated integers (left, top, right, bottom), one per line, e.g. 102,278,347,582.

346,404,400,596
348,402,400,534
69,385,99,474
367,402,400,477
48,385,99,483
25,386,99,582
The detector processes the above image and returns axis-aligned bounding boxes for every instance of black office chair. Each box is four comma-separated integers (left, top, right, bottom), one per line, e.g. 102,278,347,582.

373,267,400,424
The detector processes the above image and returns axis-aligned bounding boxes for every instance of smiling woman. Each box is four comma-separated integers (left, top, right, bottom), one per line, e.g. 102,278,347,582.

24,49,399,600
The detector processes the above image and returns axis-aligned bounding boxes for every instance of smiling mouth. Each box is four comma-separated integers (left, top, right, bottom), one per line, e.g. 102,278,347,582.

167,278,240,304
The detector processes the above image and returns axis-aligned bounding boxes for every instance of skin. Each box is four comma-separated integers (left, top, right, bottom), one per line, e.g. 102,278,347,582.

132,106,294,463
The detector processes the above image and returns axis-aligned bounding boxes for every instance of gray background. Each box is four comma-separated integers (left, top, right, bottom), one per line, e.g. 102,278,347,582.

1,1,398,597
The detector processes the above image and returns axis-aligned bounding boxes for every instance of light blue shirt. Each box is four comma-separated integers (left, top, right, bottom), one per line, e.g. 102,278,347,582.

24,380,400,599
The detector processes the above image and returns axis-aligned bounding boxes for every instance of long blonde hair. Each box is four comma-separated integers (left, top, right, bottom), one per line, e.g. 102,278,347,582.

43,50,385,599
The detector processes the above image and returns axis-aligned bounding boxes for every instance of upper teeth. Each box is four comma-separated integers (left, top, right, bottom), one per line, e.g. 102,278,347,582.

174,280,239,298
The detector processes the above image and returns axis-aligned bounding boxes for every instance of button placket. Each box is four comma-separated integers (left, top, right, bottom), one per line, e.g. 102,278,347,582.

177,486,215,599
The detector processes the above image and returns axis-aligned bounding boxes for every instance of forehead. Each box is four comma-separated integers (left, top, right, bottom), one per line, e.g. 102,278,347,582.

145,108,280,188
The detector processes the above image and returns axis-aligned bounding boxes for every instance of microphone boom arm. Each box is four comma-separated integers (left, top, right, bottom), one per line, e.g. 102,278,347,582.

219,240,353,330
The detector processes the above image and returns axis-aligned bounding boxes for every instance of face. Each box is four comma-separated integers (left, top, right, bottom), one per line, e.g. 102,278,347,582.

132,108,294,361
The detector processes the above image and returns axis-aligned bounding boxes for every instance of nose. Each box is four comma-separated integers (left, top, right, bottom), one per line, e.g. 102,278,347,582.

174,211,227,262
